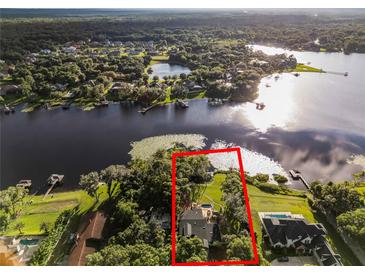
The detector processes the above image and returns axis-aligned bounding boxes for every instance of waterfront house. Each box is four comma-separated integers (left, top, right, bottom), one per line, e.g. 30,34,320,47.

312,236,343,266
259,212,326,251
68,211,107,266
259,212,342,266
40,49,52,55
0,85,22,96
179,204,219,248
109,50,121,56
63,46,77,54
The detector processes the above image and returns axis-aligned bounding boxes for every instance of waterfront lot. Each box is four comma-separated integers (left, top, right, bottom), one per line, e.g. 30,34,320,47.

199,173,226,211
3,185,111,236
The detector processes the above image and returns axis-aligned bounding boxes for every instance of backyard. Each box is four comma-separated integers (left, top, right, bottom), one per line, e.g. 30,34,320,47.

198,173,226,211
246,184,359,265
3,185,111,236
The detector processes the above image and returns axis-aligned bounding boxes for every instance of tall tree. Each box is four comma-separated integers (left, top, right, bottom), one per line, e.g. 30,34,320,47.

100,165,128,199
0,186,29,218
176,236,208,263
337,208,365,243
225,235,253,261
86,244,163,266
79,171,101,202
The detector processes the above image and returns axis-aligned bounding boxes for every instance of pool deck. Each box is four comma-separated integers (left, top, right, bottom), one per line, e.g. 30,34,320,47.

258,212,305,222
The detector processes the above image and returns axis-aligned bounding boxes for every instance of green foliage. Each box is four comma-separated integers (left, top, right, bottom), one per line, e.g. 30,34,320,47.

111,201,139,231
273,174,288,184
86,243,167,266
40,221,52,234
224,234,253,261
0,186,29,218
14,222,25,234
176,236,208,263
311,182,363,216
30,210,73,265
337,208,365,243
79,171,101,201
0,213,10,232
220,173,248,235
100,165,128,199
111,218,165,248
253,173,269,183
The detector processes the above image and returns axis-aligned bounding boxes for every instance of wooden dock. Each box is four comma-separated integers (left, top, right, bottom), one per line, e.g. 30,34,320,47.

289,170,311,190
16,180,32,189
326,71,349,76
43,174,64,199
138,103,161,114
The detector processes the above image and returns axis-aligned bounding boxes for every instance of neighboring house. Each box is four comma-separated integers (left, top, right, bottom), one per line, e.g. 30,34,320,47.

0,85,22,96
260,212,326,250
109,50,121,56
63,46,77,54
68,211,107,266
150,211,171,230
178,204,219,248
249,59,269,67
40,49,52,55
312,236,343,266
55,83,68,91
259,212,342,266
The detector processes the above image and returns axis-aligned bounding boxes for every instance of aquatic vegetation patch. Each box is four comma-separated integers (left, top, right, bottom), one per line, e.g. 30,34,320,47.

129,134,207,160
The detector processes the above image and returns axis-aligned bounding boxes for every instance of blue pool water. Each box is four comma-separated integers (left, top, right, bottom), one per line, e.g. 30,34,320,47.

20,239,39,246
268,214,290,219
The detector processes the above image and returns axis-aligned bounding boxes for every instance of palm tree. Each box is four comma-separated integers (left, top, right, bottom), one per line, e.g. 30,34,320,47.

15,222,25,234
40,221,51,234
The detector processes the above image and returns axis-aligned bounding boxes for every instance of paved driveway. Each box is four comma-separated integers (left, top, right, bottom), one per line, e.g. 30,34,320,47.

271,256,318,266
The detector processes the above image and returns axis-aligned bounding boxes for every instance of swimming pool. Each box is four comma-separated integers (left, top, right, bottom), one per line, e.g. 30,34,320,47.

267,214,290,219
20,239,39,246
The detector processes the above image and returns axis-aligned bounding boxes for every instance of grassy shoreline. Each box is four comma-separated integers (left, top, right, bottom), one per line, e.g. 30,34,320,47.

2,185,110,237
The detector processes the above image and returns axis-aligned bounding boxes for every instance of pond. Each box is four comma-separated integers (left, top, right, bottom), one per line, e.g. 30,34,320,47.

149,63,191,79
1,46,364,192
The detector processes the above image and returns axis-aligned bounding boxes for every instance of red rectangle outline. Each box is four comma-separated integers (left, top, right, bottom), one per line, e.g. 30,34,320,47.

171,147,259,266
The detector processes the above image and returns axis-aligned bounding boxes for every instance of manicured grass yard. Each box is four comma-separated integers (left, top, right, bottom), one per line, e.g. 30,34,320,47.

246,184,315,243
292,64,325,73
246,184,358,265
3,185,110,236
199,173,226,211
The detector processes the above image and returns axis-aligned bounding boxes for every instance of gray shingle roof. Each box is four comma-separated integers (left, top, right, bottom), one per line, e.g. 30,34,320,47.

262,217,326,245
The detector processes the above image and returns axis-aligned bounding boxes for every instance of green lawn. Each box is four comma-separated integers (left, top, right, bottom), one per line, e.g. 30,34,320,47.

356,186,365,195
246,184,315,243
187,90,206,99
151,55,169,62
292,63,325,73
246,184,359,265
3,185,110,236
214,39,241,46
199,173,226,211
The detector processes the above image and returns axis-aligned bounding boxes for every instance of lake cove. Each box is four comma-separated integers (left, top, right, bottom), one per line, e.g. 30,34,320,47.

1,46,364,191
149,63,191,79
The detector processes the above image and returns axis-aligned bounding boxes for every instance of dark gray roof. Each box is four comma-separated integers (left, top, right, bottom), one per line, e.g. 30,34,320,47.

313,236,342,266
179,208,215,243
180,208,205,221
262,218,326,245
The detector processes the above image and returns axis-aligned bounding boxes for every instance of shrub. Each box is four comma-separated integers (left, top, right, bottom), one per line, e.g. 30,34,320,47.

273,174,288,184
30,209,73,265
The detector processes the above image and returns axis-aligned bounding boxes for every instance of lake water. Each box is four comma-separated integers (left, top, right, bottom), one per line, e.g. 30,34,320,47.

1,46,364,191
149,63,191,79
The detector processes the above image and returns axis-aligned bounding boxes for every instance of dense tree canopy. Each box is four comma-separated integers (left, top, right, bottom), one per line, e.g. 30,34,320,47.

176,236,208,263
311,182,363,216
337,208,365,244
86,243,167,266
